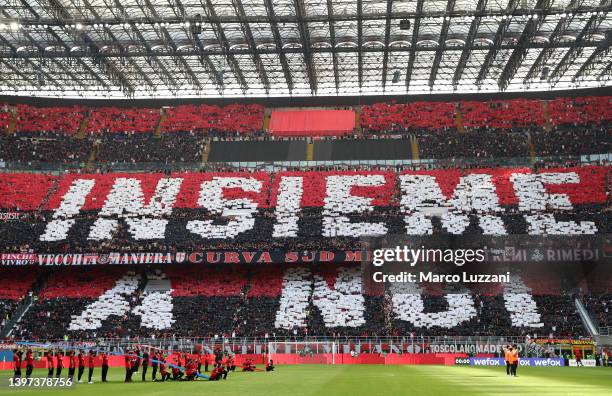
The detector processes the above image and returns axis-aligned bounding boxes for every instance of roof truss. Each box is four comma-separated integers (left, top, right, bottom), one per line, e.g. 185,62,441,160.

0,0,609,98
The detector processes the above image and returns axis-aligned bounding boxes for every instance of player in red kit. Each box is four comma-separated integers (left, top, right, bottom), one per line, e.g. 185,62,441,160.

46,350,54,378
68,351,76,380
266,359,275,372
227,355,236,371
242,358,255,372
55,350,64,378
575,349,584,367
155,356,170,382
151,351,159,381
101,352,109,382
77,350,85,383
172,356,184,380
209,365,221,381
87,350,96,383
12,349,22,379
184,358,197,381
204,352,210,372
25,349,34,378
141,350,149,382
209,363,226,381
124,351,133,382
132,348,141,377
196,352,202,374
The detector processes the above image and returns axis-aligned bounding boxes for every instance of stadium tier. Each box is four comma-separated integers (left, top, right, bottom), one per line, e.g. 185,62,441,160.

1,97,610,167
0,161,609,342
4,265,607,340
0,166,609,252
8,103,265,134
3,96,610,136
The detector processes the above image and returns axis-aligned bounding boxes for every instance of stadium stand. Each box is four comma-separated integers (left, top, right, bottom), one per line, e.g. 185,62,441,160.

0,104,10,131
583,294,612,330
0,96,610,345
0,132,93,164
0,97,607,137
0,300,17,328
86,107,160,134
0,267,38,332
3,265,592,340
3,2,612,389
548,96,612,127
168,266,247,337
415,130,529,159
13,267,141,340
360,101,457,132
360,96,611,133
161,104,264,134
0,165,608,253
96,132,204,163
3,103,264,135
531,126,611,157
460,99,545,129
0,165,607,254
0,96,610,166
14,104,85,134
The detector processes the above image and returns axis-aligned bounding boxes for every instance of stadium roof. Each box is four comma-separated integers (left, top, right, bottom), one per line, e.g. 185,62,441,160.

0,0,610,99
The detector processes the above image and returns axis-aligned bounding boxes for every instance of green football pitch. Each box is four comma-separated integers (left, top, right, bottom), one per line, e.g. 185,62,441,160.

1,365,611,396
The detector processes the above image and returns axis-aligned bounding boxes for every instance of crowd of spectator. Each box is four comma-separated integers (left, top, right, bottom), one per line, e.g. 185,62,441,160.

0,267,41,334
0,97,609,168
3,265,601,340
360,96,611,133
96,131,204,164
4,97,610,138
361,101,457,132
0,299,18,330
0,104,10,130
0,96,609,343
87,107,160,134
583,294,612,329
14,104,85,134
0,132,207,166
460,99,546,129
0,132,93,164
416,129,530,159
160,104,264,134
549,96,612,127
0,163,609,254
531,125,612,157
3,103,265,135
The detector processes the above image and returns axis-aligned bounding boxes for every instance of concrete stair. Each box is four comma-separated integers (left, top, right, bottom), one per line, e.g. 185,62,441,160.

7,107,16,134
354,106,362,134
86,139,100,167
526,132,536,164
306,141,314,161
201,141,211,163
542,101,553,132
455,104,465,133
263,111,271,132
154,111,166,138
76,111,91,139
410,135,420,160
